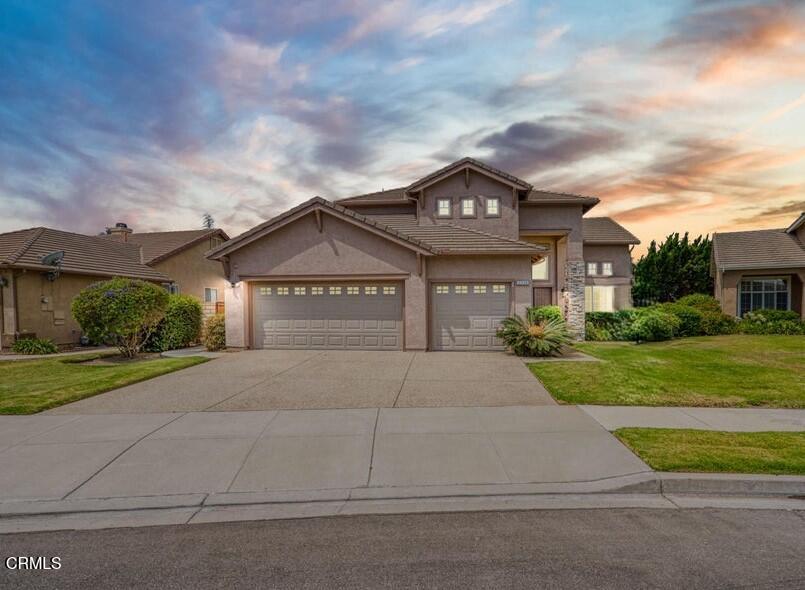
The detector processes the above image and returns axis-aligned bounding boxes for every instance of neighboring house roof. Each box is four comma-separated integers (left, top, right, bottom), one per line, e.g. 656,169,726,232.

712,228,805,271
786,212,805,234
208,197,546,260
582,217,641,245
0,227,171,281
104,228,229,264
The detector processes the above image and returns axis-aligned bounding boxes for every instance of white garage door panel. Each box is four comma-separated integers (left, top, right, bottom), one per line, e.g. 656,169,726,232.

431,283,510,351
252,283,403,350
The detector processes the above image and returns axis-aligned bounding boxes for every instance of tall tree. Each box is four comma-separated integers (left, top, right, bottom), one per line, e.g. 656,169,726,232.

632,233,713,305
202,213,214,229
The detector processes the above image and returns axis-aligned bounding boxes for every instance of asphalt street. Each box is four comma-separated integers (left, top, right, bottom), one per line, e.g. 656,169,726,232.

2,508,804,589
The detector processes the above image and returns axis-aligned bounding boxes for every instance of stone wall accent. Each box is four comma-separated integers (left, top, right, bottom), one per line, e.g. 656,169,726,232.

563,260,586,340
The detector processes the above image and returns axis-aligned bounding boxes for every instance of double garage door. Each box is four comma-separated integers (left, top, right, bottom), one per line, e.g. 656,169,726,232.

252,283,402,350
430,282,510,351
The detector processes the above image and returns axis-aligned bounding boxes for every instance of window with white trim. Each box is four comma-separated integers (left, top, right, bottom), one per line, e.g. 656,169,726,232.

586,262,598,276
329,286,341,295
584,286,614,312
532,257,549,281
454,285,468,294
383,286,396,295
294,286,306,295
436,198,451,218
204,288,217,302
435,285,449,294
460,198,476,217
485,197,500,217
492,284,506,293
277,287,289,295
601,262,613,276
365,286,377,295
311,287,323,295
473,285,487,294
739,277,789,316
347,286,359,295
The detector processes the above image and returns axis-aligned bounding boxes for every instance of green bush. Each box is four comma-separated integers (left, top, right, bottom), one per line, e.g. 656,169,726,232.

655,303,703,337
145,294,203,352
204,313,226,351
628,310,680,342
527,305,563,324
11,337,58,355
585,310,638,341
497,314,572,356
72,278,169,358
739,310,805,335
674,293,721,312
699,311,738,335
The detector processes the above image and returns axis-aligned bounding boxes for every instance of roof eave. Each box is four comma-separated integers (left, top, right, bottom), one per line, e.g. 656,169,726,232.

785,212,805,234
0,262,171,282
406,159,532,193
147,228,230,265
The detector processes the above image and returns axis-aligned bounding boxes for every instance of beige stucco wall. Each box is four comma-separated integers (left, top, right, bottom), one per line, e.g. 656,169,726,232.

582,244,634,278
150,238,228,315
419,170,520,239
519,205,585,260
223,211,428,350
7,271,109,346
224,282,246,348
716,267,805,318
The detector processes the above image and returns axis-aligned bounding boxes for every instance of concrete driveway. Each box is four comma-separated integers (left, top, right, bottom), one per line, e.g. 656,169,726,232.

48,350,555,413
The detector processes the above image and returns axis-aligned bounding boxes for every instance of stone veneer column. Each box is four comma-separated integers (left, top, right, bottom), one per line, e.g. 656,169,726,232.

563,261,586,340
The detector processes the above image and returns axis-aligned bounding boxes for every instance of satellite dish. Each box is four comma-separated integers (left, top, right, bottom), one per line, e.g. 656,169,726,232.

41,250,65,267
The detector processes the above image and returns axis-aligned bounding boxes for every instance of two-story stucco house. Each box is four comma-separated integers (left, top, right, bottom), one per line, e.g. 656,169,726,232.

208,158,639,351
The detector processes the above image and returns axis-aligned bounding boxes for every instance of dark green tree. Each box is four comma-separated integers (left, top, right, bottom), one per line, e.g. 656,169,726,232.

202,213,214,229
632,233,713,305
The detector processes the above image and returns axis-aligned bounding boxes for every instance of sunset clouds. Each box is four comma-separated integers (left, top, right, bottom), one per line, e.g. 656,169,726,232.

1,0,803,251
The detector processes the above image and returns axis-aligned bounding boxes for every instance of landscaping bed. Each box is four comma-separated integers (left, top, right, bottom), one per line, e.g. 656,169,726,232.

0,353,208,414
614,428,805,475
529,335,805,408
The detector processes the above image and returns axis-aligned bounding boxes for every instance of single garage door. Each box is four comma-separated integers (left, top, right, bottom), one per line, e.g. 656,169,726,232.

430,282,510,351
252,283,403,350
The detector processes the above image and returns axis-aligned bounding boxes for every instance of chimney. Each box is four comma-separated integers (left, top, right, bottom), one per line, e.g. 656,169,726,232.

106,222,133,242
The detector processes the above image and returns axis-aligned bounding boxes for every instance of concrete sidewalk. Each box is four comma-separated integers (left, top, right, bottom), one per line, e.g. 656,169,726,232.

580,405,805,431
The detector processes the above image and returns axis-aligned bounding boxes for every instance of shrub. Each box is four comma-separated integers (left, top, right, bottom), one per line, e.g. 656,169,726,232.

738,310,805,335
585,322,613,341
11,337,58,355
656,302,703,337
527,305,563,324
585,310,638,341
145,294,203,352
699,311,738,335
204,313,226,351
72,278,169,358
674,293,721,313
628,310,680,342
497,314,573,356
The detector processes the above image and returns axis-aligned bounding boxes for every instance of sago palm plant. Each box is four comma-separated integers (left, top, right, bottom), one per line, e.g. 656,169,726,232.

496,314,573,357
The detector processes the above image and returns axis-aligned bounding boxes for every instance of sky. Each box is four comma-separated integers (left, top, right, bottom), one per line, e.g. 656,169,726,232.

1,0,804,254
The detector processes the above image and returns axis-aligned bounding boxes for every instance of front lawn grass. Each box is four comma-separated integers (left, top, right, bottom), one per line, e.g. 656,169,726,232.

614,428,805,475
0,353,208,414
529,335,805,408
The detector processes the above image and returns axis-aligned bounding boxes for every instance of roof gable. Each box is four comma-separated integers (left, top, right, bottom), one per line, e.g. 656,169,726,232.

104,228,229,264
406,157,532,193
582,217,640,245
786,212,805,234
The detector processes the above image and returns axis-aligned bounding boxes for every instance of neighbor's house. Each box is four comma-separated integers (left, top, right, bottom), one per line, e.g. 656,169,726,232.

0,227,171,350
711,213,805,319
207,157,640,351
103,224,229,316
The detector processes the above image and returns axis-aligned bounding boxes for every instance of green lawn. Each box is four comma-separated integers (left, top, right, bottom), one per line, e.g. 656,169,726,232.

0,353,208,414
530,335,805,408
615,428,805,475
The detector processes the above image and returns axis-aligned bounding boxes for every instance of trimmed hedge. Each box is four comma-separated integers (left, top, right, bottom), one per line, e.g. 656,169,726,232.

738,310,805,335
204,314,226,351
527,305,563,324
629,310,680,342
674,293,722,312
12,337,58,355
144,294,204,352
585,310,639,341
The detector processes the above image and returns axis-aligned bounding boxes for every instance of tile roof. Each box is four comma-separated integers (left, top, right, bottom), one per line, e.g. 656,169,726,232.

335,187,409,204
712,228,805,270
786,212,805,234
407,157,533,191
582,217,641,245
524,189,600,212
0,227,171,281
208,198,546,259
103,228,228,263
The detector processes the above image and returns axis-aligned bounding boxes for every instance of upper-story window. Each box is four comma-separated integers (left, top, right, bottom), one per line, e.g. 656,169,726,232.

460,198,476,218
600,262,613,276
532,257,549,281
204,287,217,302
586,262,598,276
436,198,452,218
485,197,500,217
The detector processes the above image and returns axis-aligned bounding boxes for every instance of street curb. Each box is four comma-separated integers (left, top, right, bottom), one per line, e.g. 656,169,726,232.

658,473,805,496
